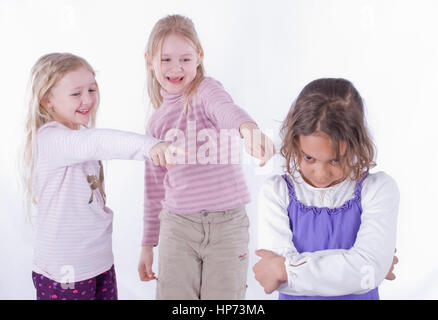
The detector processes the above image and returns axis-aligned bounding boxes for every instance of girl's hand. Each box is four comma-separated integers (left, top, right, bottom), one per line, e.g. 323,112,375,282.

253,249,288,294
385,249,399,280
149,142,185,168
240,122,276,167
138,245,157,281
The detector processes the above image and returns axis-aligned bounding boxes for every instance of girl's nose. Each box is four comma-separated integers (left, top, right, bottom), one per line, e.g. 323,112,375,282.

314,165,330,181
171,60,183,70
82,92,94,106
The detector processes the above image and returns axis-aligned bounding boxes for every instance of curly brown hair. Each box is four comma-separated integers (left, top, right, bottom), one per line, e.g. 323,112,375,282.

280,78,376,181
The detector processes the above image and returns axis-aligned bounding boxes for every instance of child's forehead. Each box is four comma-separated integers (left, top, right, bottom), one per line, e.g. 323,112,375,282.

160,33,197,54
57,68,96,88
299,133,346,160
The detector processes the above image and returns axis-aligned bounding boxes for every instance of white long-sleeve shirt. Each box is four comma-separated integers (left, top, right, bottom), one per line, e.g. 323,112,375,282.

257,171,399,296
33,121,159,283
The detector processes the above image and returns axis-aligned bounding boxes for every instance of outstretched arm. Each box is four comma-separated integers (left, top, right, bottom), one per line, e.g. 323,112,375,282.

199,78,276,166
38,122,161,167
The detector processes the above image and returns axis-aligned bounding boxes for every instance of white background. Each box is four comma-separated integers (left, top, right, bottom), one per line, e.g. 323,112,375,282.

1,0,437,299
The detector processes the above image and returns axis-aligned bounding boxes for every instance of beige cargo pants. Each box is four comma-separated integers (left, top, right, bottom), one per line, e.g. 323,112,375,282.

156,206,249,300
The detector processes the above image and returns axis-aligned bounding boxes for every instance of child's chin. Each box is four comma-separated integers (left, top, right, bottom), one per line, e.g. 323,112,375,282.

75,120,90,127
167,87,184,94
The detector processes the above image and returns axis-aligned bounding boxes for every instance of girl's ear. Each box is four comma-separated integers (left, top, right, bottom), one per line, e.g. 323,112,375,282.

197,50,204,66
41,95,52,110
145,52,152,68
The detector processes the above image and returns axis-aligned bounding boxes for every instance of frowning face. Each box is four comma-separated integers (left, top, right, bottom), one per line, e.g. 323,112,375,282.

298,132,349,188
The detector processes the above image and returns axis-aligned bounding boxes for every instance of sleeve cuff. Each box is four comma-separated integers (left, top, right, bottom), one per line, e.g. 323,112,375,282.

144,136,162,159
284,252,310,287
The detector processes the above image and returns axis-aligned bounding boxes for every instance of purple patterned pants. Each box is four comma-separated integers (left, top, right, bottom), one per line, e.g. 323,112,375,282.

32,265,118,300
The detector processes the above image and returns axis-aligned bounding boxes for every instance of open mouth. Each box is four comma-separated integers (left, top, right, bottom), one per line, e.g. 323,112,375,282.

167,76,184,85
76,108,91,115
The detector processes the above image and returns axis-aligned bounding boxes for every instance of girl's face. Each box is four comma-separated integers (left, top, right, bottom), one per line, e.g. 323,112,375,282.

152,33,202,94
298,133,349,188
46,67,98,129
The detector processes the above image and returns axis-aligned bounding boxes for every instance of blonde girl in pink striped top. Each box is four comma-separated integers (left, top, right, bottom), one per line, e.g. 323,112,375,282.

138,15,275,299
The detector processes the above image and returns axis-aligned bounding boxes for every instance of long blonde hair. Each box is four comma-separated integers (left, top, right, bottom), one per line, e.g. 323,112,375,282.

21,52,99,214
145,14,205,113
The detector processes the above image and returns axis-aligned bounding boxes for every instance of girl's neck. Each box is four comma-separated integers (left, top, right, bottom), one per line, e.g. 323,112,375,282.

160,87,186,104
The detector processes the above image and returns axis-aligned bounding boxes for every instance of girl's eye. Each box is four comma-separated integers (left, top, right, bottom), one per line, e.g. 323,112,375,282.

71,93,80,97
161,58,170,62
183,58,191,62
304,155,313,161
89,89,96,93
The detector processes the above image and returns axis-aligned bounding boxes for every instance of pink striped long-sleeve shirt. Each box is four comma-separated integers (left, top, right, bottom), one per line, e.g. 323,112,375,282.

143,77,255,245
33,121,159,282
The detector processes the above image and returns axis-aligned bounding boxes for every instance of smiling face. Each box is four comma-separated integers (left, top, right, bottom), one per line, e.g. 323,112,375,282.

45,67,98,129
151,33,201,94
298,132,349,188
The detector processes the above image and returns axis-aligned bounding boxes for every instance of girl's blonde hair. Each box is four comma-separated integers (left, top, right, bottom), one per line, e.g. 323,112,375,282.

21,52,99,214
145,14,205,113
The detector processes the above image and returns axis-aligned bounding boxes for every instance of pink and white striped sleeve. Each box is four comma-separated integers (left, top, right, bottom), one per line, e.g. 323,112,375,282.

142,159,166,246
199,78,257,130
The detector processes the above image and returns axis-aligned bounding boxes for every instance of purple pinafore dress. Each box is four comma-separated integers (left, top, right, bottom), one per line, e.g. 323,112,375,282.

279,173,379,300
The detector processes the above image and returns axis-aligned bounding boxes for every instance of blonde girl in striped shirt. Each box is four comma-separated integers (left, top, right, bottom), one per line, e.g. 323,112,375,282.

138,15,275,300
22,52,178,300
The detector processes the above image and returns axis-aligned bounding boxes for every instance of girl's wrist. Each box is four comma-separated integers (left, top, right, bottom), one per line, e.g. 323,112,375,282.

239,121,259,138
277,256,288,283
